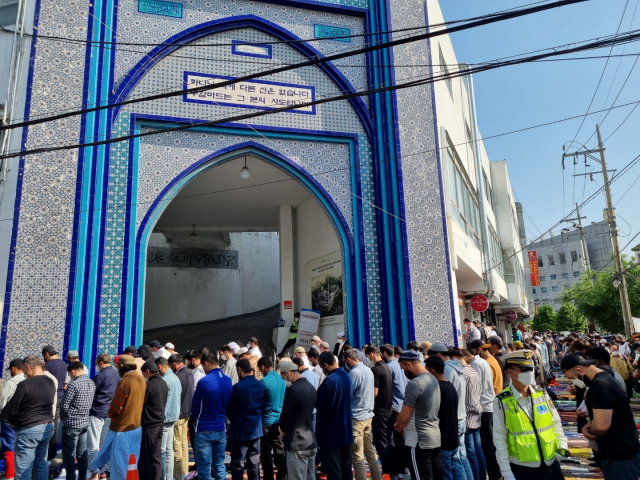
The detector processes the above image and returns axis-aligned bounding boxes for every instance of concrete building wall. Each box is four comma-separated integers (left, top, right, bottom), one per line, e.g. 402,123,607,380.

143,231,280,330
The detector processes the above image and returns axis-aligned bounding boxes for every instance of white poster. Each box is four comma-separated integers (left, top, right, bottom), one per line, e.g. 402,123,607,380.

305,251,344,326
295,308,321,349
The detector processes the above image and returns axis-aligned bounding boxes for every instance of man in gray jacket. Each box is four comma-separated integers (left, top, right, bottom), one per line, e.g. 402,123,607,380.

0,359,26,480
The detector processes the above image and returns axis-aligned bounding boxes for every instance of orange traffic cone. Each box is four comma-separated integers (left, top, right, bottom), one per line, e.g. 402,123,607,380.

126,454,139,480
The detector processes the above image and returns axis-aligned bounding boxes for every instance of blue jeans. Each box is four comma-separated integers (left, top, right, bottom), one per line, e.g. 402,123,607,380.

161,422,175,480
600,451,640,480
465,427,486,480
62,425,88,480
14,423,54,480
455,421,473,480
195,430,227,480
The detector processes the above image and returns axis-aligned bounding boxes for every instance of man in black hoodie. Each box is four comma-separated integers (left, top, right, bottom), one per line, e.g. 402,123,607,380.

140,361,168,480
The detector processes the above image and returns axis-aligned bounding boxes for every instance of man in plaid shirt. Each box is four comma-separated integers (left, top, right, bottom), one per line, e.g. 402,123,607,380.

60,361,96,480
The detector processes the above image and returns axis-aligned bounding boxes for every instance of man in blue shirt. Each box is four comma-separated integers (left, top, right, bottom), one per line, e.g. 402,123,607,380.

191,352,232,480
258,357,287,480
345,349,382,480
87,354,119,479
316,352,353,480
156,357,181,480
227,358,266,480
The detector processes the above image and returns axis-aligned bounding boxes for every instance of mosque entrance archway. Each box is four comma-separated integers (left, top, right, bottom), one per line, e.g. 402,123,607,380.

137,147,354,354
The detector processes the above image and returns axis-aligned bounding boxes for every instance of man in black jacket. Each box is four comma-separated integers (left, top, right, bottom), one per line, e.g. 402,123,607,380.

6,355,56,480
169,353,194,479
140,361,168,480
278,362,317,480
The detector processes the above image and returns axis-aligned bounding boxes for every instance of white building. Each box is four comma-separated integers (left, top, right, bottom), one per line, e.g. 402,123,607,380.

428,0,529,341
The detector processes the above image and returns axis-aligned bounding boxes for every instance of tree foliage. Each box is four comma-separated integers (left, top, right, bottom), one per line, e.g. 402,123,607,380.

555,302,586,332
532,305,556,331
561,256,640,333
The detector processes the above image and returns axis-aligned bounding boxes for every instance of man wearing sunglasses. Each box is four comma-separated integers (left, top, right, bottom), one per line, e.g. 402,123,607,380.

492,350,568,480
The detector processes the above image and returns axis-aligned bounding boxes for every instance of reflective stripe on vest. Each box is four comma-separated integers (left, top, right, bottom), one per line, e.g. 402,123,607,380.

499,386,558,464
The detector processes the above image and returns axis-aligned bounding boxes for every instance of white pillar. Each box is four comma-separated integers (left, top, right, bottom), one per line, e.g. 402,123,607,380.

279,205,295,324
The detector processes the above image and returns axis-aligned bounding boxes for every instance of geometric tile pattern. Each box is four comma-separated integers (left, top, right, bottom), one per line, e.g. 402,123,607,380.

388,1,455,343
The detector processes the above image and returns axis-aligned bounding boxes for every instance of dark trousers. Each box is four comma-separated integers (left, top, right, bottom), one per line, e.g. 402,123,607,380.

281,338,296,353
139,425,163,480
624,378,634,400
510,460,564,480
260,424,287,480
188,416,196,456
407,445,443,480
372,413,397,475
229,438,261,480
392,410,407,473
322,445,352,480
47,403,61,461
481,412,501,480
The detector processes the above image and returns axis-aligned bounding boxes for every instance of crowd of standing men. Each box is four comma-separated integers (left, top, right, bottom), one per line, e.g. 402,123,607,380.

2,316,640,480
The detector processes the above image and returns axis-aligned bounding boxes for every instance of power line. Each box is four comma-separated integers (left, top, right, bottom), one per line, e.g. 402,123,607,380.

0,0,561,48
6,30,640,160
0,0,589,133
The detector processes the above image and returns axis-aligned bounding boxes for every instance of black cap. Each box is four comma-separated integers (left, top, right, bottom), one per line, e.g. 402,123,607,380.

149,340,162,348
468,340,485,350
488,336,503,347
141,360,159,373
632,342,640,350
6,358,22,370
560,353,597,373
236,358,253,372
42,345,58,356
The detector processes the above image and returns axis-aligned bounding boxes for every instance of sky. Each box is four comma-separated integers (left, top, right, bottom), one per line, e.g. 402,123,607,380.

437,0,640,262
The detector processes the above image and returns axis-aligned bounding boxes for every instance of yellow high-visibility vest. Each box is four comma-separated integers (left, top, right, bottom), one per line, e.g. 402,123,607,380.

498,385,559,464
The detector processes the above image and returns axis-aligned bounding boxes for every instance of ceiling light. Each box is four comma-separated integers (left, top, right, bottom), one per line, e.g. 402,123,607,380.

239,156,251,180
189,224,198,241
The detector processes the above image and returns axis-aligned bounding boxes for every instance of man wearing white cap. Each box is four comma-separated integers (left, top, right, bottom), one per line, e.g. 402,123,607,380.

309,336,322,352
294,347,311,370
333,332,347,367
165,343,176,355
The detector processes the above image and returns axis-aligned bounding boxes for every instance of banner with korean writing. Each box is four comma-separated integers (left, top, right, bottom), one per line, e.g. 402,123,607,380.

528,251,540,286
183,72,316,114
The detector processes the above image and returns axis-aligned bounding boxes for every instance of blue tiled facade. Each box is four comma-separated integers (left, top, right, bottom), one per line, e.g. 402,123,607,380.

1,0,455,373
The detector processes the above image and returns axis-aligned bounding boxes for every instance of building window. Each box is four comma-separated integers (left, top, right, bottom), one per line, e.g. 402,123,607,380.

562,272,569,279
489,228,505,279
538,258,544,268
571,250,578,262
532,288,537,294
559,253,566,264
548,255,555,266
573,271,580,278
554,298,561,304
446,135,481,250
439,45,453,99
540,276,546,282
550,274,557,280
541,287,548,293
552,286,559,292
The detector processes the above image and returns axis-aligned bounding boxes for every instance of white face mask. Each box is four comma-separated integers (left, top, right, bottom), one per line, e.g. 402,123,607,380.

221,354,227,361
571,378,586,389
517,370,535,386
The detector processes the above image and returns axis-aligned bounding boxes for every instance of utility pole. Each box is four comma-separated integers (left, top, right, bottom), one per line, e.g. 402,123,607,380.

562,125,633,336
561,203,590,269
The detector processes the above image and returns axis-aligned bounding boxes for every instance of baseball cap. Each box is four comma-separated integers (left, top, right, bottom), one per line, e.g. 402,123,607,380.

42,345,58,356
294,346,306,354
117,354,135,366
67,350,80,359
165,342,175,350
513,341,524,349
321,342,330,349
279,362,298,372
560,353,597,373
7,358,22,370
141,360,159,373
149,340,162,348
236,358,253,372
468,340,485,350
337,331,345,338
488,336,503,347
237,347,249,355
429,342,448,353
311,336,322,342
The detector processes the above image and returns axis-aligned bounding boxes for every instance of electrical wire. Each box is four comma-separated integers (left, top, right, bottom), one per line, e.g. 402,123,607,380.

0,0,589,133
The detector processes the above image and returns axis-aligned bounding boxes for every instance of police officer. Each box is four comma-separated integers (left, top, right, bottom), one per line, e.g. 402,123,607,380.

493,350,569,480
